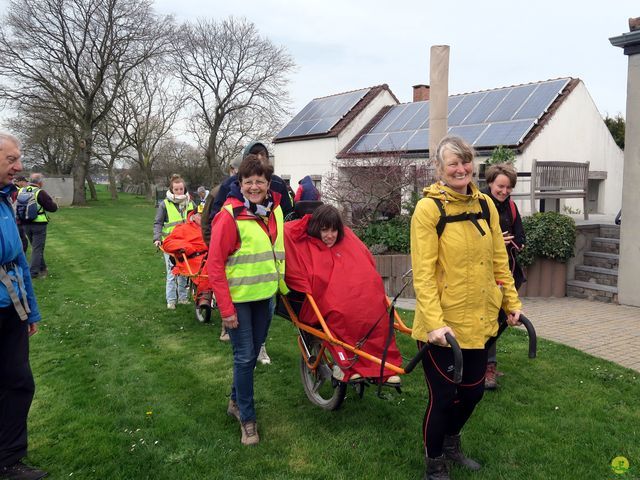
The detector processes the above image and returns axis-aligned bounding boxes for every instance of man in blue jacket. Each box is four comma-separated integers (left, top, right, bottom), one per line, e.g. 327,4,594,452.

0,132,47,480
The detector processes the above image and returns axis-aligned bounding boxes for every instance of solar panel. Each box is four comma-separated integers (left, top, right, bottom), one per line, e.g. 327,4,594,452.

513,78,570,120
475,120,533,147
343,78,570,154
275,88,370,139
350,133,387,153
448,92,487,126
486,84,537,122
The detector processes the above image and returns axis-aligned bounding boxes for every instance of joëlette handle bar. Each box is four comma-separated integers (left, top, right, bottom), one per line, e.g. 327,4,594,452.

404,332,463,384
484,313,537,359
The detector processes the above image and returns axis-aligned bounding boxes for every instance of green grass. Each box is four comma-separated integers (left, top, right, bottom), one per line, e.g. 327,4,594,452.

24,187,640,479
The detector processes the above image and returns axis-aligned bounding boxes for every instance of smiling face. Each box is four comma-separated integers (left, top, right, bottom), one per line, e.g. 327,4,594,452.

0,140,23,187
441,148,473,194
320,227,338,248
240,174,269,204
171,181,185,196
489,173,514,203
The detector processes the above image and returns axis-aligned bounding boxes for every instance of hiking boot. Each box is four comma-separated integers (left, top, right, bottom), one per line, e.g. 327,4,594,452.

38,270,48,279
227,399,240,422
442,434,481,470
424,455,449,480
177,298,190,305
485,362,498,390
167,302,176,310
0,461,48,480
257,345,271,365
240,420,259,446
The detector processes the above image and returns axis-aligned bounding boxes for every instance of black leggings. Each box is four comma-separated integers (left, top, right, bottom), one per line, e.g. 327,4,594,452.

420,344,487,458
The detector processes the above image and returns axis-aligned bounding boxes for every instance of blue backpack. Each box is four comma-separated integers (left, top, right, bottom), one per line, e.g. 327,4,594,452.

16,187,40,222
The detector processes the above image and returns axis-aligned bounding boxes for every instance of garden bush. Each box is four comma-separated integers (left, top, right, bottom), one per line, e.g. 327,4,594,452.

517,211,576,267
357,215,411,254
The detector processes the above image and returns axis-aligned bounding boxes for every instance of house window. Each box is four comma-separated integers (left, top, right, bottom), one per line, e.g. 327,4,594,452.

281,175,291,187
311,175,322,190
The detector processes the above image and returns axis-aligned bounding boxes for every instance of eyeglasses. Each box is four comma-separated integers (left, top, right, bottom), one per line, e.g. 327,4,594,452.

241,179,268,187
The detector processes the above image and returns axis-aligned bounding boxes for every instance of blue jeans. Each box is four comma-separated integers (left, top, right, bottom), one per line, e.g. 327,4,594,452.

228,299,272,422
163,253,188,304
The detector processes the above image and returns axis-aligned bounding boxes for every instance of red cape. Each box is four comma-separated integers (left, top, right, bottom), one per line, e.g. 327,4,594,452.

284,216,402,378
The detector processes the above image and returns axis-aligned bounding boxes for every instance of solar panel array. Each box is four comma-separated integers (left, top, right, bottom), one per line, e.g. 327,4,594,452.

348,79,570,154
275,88,371,140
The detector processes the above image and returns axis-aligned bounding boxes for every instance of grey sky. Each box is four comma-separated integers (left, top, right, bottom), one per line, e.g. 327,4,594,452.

155,0,637,120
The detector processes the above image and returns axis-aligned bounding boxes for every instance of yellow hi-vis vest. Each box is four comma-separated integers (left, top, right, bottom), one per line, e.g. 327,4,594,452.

223,204,288,303
161,199,194,239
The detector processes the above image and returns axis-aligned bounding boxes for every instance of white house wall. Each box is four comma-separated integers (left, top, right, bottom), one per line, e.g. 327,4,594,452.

274,89,398,188
515,81,623,215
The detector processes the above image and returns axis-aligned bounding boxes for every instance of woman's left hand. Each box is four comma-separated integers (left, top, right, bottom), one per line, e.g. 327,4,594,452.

507,310,521,326
222,314,239,329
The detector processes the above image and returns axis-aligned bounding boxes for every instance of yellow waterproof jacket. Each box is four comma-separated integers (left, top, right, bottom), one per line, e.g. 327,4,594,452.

410,182,522,348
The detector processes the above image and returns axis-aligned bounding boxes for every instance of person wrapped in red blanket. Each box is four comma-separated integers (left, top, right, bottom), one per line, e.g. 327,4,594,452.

161,213,212,307
284,204,402,384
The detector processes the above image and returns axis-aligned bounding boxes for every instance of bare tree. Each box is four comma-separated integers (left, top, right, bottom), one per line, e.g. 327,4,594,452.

93,120,130,199
6,102,77,174
323,157,434,228
172,17,295,185
0,0,173,204
114,61,184,201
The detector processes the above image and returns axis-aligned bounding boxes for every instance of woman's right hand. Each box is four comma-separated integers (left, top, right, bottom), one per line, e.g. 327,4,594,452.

154,240,162,248
222,314,239,330
428,326,455,347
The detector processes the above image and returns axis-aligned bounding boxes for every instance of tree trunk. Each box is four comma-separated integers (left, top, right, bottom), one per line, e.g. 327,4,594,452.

72,133,91,205
86,175,98,200
108,167,118,200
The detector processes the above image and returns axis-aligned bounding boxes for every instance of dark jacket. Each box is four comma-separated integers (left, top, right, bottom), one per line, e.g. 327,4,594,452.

481,187,526,289
294,175,320,202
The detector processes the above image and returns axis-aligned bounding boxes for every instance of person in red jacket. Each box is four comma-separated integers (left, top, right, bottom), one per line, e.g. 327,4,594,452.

206,154,288,446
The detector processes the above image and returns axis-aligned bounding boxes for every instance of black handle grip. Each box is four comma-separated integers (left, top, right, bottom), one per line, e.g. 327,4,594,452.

519,314,537,359
445,333,463,384
404,333,464,384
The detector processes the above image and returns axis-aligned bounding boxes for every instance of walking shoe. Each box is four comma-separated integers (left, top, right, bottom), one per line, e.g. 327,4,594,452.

484,362,498,390
442,434,481,470
219,326,230,342
424,455,449,480
227,399,240,422
177,298,190,305
38,270,48,279
0,461,48,480
240,420,259,446
167,302,176,310
257,344,271,365
386,375,402,385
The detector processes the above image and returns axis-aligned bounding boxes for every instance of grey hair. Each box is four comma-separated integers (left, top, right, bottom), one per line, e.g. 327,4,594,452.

434,135,476,180
197,186,206,193
0,132,21,150
29,172,44,184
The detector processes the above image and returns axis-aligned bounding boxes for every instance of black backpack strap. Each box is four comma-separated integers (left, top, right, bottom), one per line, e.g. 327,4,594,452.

430,197,448,237
431,196,490,237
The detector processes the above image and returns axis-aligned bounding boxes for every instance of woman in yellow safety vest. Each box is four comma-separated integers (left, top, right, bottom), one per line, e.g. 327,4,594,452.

153,174,195,309
205,154,287,447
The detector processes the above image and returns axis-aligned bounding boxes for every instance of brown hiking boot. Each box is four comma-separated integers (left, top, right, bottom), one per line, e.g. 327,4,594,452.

240,420,259,446
424,455,449,480
484,362,498,390
227,399,240,422
442,434,481,470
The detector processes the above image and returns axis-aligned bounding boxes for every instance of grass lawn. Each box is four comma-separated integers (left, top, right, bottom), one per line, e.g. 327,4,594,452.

23,188,640,479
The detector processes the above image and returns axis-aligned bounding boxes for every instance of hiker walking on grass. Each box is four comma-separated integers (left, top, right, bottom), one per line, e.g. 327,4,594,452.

410,136,523,480
153,174,195,310
0,132,48,480
18,173,58,279
205,155,288,446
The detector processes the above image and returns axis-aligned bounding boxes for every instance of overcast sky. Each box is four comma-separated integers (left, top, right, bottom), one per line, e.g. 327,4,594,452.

155,0,637,120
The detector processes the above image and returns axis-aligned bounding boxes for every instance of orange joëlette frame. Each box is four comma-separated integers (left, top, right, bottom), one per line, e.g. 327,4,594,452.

280,293,413,375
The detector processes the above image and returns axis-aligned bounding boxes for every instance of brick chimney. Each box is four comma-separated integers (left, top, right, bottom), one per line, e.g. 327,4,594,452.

413,84,430,102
